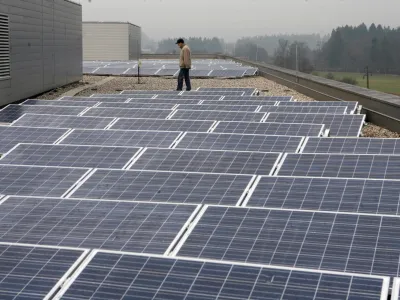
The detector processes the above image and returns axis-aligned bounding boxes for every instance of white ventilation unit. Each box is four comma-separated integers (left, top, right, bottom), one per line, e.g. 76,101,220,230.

0,14,10,79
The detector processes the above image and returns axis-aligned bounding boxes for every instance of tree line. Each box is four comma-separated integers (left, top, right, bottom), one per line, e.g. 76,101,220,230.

236,34,327,56
153,23,400,75
315,23,400,74
156,37,225,54
242,23,400,75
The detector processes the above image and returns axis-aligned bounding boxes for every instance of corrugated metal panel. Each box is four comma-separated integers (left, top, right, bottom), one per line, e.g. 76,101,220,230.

0,0,82,106
83,23,129,60
0,13,10,78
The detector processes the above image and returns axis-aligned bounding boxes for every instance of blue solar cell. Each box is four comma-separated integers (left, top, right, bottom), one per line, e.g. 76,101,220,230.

0,243,86,300
56,251,389,300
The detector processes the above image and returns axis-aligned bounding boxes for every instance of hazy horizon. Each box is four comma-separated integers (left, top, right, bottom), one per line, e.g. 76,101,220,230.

80,0,400,41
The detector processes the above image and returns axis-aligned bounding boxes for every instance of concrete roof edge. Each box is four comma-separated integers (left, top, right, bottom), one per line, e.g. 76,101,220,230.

83,21,141,28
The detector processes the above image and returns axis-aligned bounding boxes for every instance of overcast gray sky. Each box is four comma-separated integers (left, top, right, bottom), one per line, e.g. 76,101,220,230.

81,0,400,41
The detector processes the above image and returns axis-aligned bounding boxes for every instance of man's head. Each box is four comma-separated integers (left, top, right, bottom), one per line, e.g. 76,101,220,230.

176,38,185,49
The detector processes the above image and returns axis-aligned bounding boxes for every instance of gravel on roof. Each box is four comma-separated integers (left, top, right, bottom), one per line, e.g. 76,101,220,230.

33,75,108,100
362,123,400,138
75,76,315,101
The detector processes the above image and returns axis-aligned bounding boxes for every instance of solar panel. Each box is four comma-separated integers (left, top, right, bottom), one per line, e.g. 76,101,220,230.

83,66,96,73
222,96,293,101
171,110,265,122
121,90,182,95
55,251,389,300
265,113,365,137
97,102,175,110
1,144,141,169
12,114,115,129
156,68,179,76
90,94,148,100
0,165,88,197
60,129,181,148
0,126,68,153
197,87,257,95
203,100,277,106
22,99,97,107
0,105,87,123
302,137,400,154
110,118,214,132
177,205,400,277
176,133,303,153
209,69,246,78
259,106,347,114
0,196,198,254
192,66,213,70
93,67,128,75
245,67,258,76
155,95,223,100
82,107,172,119
129,98,202,104
213,121,325,137
126,94,158,99
278,153,400,180
180,69,211,77
176,104,259,112
130,148,281,175
393,279,400,300
69,169,252,206
245,176,400,215
59,96,130,102
0,243,87,300
182,91,245,96
279,101,358,112
142,68,163,76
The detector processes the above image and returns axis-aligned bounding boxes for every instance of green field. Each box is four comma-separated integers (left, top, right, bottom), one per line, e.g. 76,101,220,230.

314,72,400,95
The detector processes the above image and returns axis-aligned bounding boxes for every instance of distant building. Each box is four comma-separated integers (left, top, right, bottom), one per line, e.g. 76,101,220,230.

0,0,82,106
83,22,141,61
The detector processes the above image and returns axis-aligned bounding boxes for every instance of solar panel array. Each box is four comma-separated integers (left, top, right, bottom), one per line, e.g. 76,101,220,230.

2,85,399,300
83,59,258,78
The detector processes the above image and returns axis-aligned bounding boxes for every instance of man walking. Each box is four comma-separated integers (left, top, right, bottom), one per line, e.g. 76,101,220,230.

176,38,191,91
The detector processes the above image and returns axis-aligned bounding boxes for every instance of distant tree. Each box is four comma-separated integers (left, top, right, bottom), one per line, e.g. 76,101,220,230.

381,35,394,73
234,41,269,63
236,33,328,55
325,30,344,68
156,37,225,54
273,39,289,68
141,32,157,53
318,23,400,74
273,40,314,73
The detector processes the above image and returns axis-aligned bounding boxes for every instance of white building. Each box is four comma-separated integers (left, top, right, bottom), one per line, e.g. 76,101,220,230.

83,22,141,61
0,0,82,106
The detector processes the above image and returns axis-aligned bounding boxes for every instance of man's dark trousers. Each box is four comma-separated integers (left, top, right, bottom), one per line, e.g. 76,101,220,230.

177,68,191,91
